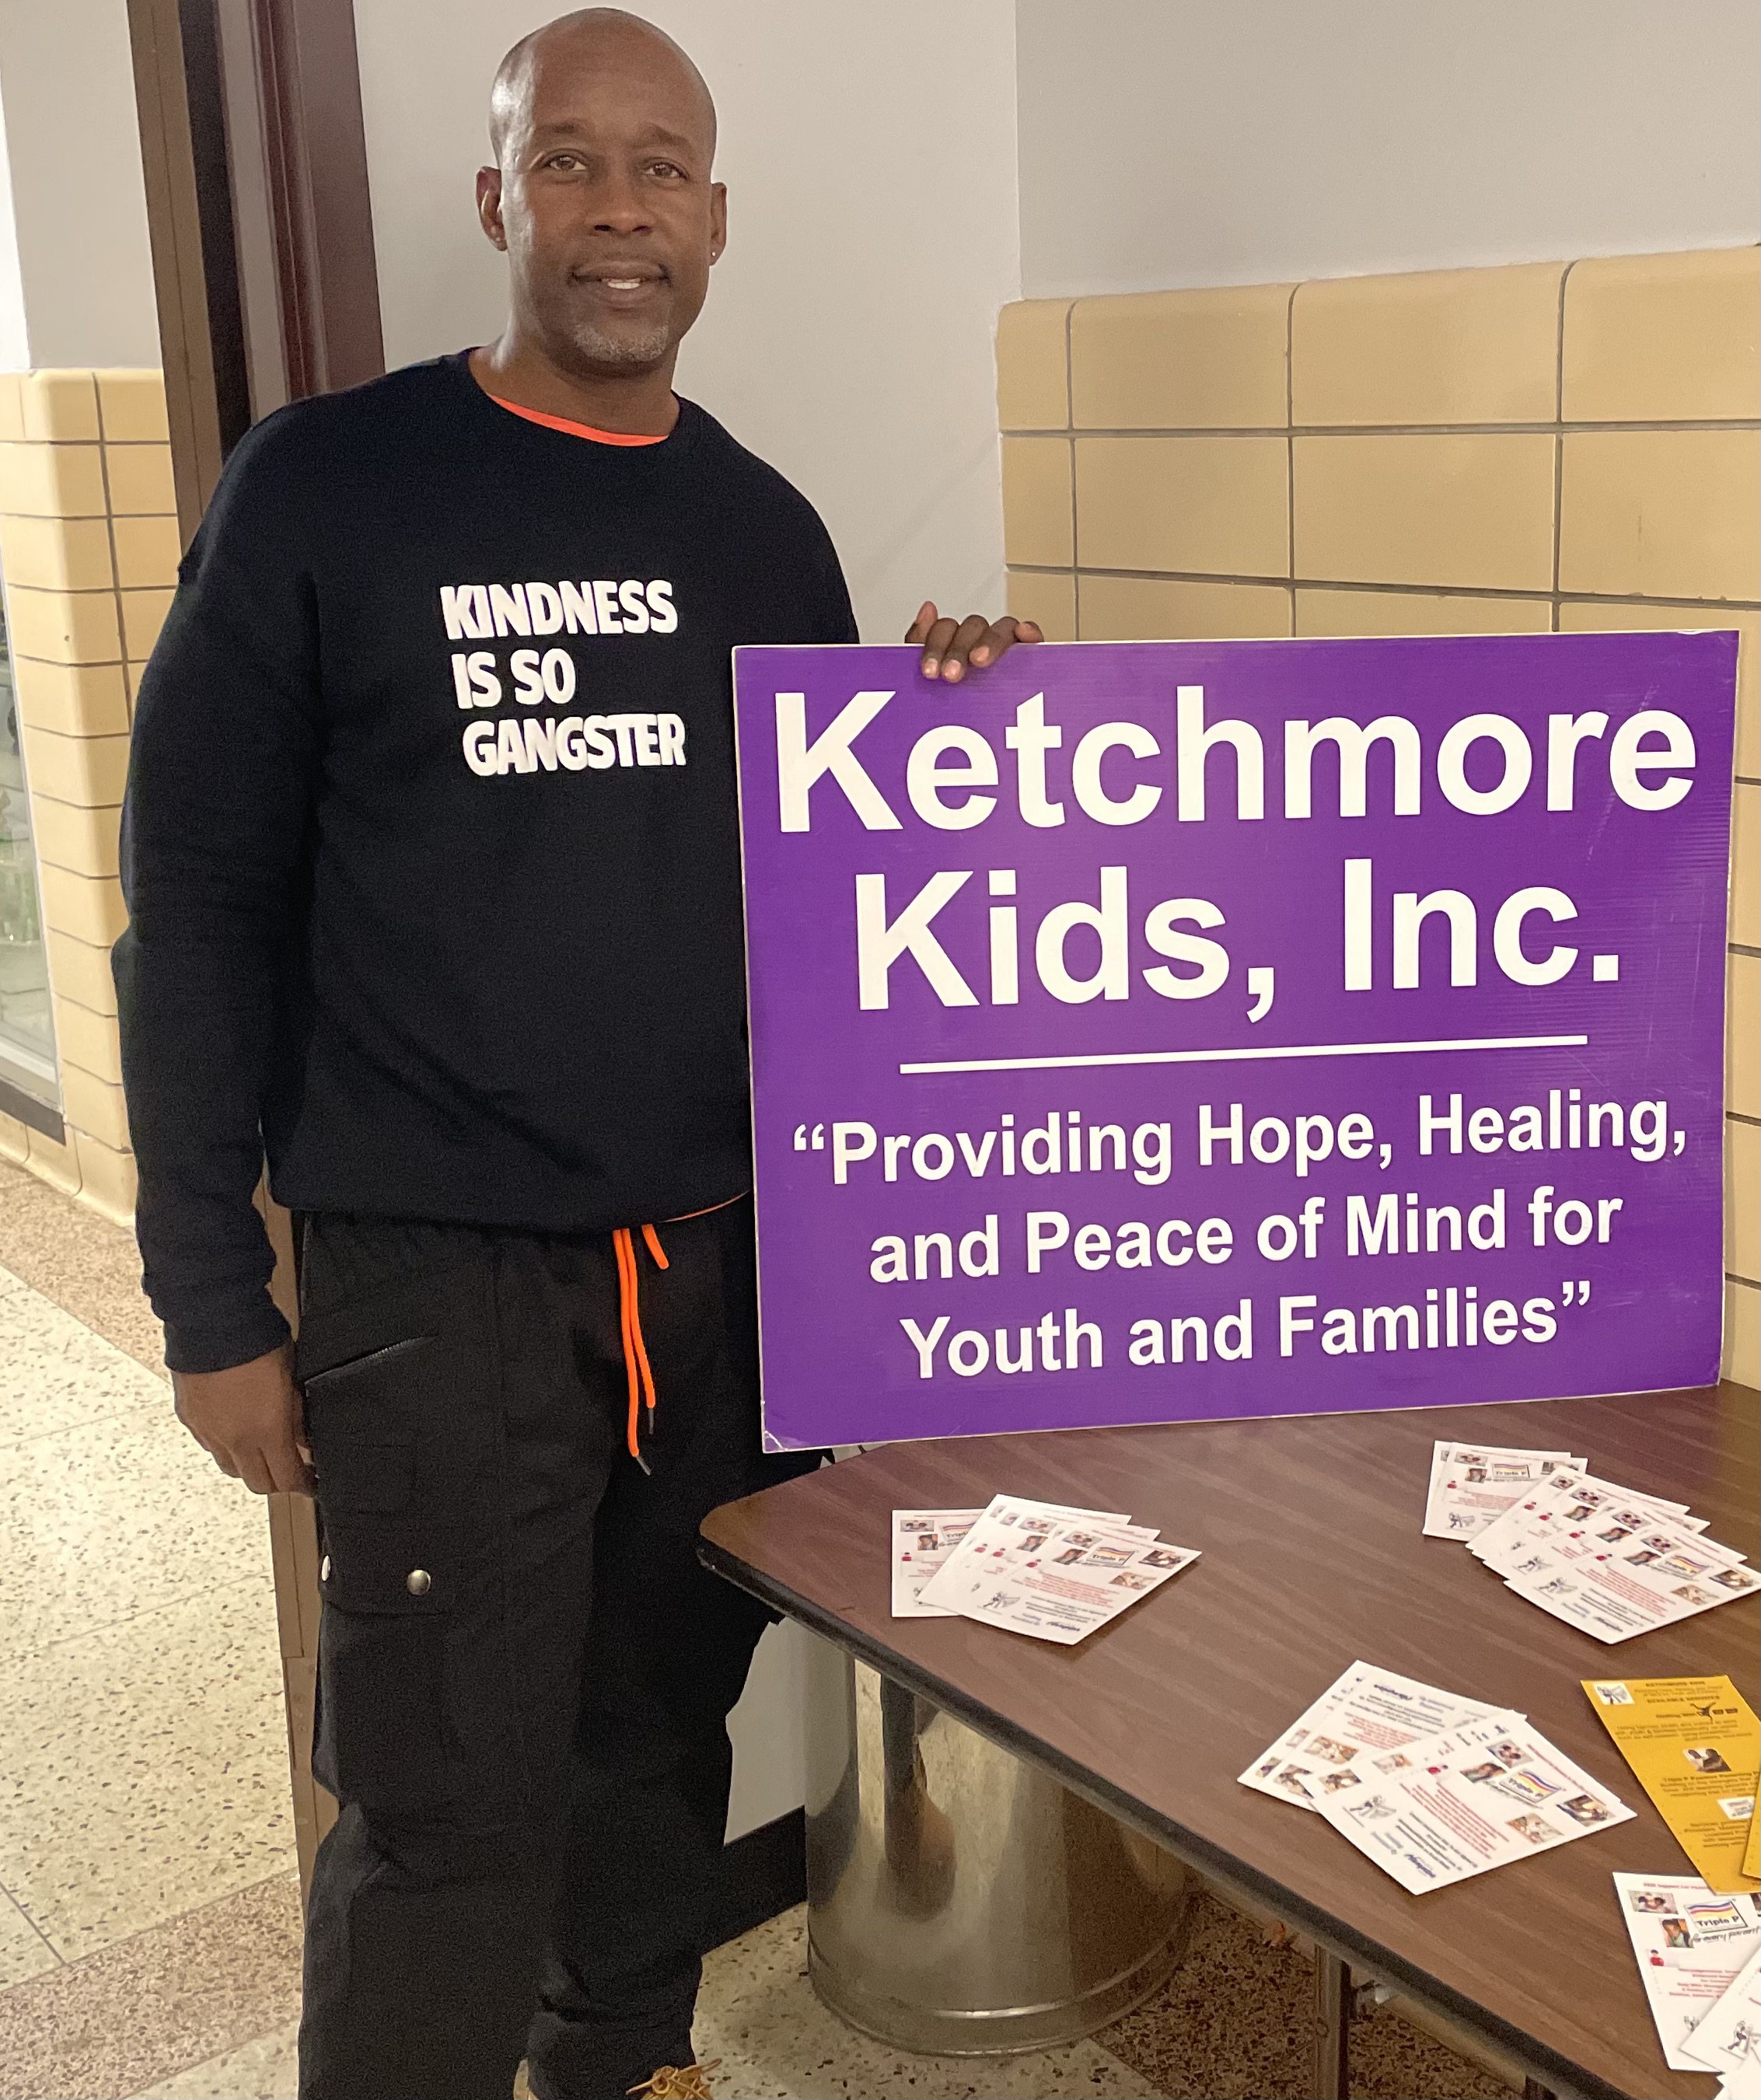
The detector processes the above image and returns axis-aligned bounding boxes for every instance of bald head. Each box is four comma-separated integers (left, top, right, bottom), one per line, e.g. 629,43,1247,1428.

474,6,726,388
489,9,715,169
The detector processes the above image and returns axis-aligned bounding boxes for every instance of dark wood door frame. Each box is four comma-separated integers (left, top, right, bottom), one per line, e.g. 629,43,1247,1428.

250,0,386,402
126,0,250,544
125,0,385,542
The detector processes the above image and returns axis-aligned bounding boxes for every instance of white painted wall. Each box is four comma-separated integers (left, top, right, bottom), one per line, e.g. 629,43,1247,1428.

0,89,30,373
0,0,160,369
355,0,1021,641
1016,0,1761,297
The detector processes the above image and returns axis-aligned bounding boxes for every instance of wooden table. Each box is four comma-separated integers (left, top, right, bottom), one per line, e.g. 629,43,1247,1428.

701,1382,1759,2100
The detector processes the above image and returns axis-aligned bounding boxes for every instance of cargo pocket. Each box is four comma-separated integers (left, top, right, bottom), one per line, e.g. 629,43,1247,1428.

301,1323,463,1819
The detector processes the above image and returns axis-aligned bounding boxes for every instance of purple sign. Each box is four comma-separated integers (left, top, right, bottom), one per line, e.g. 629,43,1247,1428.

733,633,1736,1450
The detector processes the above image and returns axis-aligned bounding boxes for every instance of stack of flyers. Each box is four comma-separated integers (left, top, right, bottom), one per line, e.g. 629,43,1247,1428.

1421,1441,1584,1541
1239,1662,1508,1810
1313,1710,1634,1894
899,1494,1199,1645
1612,1873,1761,2073
1465,1468,1758,1643
1683,1945,1761,2095
893,1498,1143,1620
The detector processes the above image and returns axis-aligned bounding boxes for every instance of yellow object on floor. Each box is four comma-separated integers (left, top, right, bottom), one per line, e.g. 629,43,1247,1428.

1584,1675,1760,1893
629,2062,721,2099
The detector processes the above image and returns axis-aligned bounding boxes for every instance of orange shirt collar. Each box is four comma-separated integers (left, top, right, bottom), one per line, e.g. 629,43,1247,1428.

487,394,668,447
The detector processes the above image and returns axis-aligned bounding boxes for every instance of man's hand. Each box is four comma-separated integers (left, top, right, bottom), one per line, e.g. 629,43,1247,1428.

906,602,1043,683
173,1341,314,1497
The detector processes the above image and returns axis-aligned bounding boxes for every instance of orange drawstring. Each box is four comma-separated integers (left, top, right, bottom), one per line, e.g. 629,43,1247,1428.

610,1197,743,1465
614,1223,671,1461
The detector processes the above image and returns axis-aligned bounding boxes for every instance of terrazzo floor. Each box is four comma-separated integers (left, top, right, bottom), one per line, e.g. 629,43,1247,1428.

0,1159,1515,2099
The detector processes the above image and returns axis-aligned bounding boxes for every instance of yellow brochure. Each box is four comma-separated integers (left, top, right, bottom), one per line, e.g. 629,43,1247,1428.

1584,1676,1759,1894
1745,1802,1759,1882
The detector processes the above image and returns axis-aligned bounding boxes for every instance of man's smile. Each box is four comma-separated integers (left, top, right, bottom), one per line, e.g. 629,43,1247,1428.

578,263,668,301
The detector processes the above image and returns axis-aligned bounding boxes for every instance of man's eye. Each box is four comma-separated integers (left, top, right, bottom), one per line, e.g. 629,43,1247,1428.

648,161,685,179
546,153,582,170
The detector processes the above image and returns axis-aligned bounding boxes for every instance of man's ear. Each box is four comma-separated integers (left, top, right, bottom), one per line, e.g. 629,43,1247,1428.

477,166,508,252
709,181,728,264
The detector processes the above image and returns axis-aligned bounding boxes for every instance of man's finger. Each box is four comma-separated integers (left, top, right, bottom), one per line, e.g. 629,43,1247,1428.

969,616,1043,669
903,599,938,646
232,1444,278,1497
938,613,994,680
266,1428,316,1497
918,616,959,678
938,613,998,681
966,618,1016,669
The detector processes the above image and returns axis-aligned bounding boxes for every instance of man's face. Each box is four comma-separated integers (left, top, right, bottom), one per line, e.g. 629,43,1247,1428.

480,28,724,379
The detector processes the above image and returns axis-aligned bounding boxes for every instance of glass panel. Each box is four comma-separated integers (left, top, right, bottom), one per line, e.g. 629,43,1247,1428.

0,582,61,1109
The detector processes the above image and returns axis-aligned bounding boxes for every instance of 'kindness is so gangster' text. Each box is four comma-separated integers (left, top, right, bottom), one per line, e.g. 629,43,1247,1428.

439,576,683,777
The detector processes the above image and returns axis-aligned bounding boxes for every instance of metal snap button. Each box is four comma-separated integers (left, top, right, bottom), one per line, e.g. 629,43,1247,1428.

320,1555,331,1581
406,1568,432,1596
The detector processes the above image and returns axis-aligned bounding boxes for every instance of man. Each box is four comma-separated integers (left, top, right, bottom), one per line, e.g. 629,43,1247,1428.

115,12,1036,2098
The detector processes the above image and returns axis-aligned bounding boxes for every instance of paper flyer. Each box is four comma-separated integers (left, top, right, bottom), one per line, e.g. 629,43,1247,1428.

1471,1472,1704,1578
1314,1716,1634,1894
1682,1945,1761,2087
1586,1678,1761,1893
923,1518,1199,1646
1421,1442,1581,1541
1611,1873,1761,2072
891,1508,982,1618
892,1498,1137,1616
1238,1663,1506,1812
917,1495,1148,1609
1509,1519,1759,1646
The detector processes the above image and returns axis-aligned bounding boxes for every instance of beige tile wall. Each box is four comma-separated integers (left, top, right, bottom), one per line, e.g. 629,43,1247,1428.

0,368,176,1226
998,247,1760,1387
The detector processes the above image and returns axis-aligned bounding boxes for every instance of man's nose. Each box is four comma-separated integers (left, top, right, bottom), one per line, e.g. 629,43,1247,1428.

589,170,652,234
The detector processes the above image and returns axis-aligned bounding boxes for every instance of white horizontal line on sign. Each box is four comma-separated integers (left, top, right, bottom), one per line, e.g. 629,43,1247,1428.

899,1032,1589,1076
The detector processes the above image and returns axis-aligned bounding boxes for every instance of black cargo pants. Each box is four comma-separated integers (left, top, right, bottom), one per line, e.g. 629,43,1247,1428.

293,1197,812,2100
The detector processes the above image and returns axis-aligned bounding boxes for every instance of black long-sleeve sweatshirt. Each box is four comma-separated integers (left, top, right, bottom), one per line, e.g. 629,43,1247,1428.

115,353,856,1373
